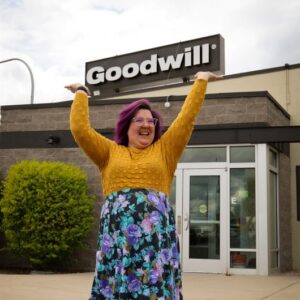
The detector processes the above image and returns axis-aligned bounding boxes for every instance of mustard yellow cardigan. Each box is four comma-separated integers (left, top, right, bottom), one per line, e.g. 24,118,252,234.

70,79,207,196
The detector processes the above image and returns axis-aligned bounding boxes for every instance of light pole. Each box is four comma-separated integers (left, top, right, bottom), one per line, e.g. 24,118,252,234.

0,58,35,104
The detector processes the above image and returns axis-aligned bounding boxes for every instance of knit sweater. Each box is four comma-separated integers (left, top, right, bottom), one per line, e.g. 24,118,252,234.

70,79,207,196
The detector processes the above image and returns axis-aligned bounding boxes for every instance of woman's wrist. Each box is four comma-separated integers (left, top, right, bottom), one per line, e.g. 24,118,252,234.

76,85,90,95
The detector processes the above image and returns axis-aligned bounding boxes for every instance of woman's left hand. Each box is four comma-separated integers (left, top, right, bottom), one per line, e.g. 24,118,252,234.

194,71,223,82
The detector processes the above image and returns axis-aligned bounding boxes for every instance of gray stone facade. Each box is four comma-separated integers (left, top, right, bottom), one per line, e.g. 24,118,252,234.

278,153,292,272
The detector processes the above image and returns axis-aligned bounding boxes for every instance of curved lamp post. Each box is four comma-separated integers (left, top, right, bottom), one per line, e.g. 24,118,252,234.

0,58,35,104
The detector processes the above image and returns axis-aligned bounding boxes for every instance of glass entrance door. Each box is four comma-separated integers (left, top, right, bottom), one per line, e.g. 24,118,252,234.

182,169,227,273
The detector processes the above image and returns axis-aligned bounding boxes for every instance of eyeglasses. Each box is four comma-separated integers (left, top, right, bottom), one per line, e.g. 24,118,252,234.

131,117,158,127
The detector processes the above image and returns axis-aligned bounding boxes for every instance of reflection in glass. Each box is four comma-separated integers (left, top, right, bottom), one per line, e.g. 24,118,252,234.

189,176,220,259
230,251,256,269
180,147,226,162
269,150,277,168
230,146,255,163
271,251,278,269
230,169,256,249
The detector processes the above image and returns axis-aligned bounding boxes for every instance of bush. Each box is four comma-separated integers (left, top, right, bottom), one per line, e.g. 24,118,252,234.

0,172,5,248
0,171,4,200
0,160,94,268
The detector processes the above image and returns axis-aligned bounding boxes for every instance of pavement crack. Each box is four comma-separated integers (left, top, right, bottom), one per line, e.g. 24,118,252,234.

260,279,300,299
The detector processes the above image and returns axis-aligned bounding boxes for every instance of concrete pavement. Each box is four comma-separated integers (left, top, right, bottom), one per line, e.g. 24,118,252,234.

0,272,300,300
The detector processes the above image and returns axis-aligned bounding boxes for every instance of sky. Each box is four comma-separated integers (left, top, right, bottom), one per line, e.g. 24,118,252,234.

0,0,300,106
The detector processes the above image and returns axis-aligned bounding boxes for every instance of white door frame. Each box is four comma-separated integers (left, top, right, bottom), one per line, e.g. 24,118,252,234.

175,168,228,273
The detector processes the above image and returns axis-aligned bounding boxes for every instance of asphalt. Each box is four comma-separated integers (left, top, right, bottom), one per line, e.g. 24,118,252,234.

0,272,300,300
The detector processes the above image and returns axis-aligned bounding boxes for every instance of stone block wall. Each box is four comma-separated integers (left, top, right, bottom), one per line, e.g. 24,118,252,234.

279,153,292,272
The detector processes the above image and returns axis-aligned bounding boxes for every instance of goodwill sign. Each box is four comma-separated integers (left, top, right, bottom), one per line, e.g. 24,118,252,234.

85,34,224,97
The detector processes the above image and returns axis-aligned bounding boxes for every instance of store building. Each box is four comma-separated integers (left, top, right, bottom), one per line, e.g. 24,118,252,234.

1,35,300,275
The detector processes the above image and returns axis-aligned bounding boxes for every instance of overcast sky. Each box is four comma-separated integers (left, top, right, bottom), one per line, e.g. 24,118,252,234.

1,0,300,106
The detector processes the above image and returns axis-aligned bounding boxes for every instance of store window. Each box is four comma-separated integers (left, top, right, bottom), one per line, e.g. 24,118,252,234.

189,175,220,259
230,168,256,269
269,149,277,168
180,147,226,162
230,146,255,163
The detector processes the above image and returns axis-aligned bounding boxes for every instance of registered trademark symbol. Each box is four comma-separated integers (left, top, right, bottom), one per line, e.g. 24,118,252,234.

211,44,217,50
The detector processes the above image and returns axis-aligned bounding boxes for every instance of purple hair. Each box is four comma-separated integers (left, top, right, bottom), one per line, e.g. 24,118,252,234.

114,99,163,146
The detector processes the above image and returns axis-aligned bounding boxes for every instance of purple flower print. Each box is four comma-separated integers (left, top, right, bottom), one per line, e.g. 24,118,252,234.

118,194,126,202
161,248,171,264
150,211,161,225
101,201,109,216
127,274,141,292
113,200,121,212
172,244,179,258
147,249,155,258
99,279,113,297
121,200,130,208
158,192,166,202
141,217,152,234
149,269,161,284
100,285,113,298
99,279,109,289
116,259,123,274
148,192,159,205
125,224,142,246
148,192,166,213
102,233,114,254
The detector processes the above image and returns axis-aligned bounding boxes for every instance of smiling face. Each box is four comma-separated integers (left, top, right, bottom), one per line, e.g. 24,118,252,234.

127,109,156,149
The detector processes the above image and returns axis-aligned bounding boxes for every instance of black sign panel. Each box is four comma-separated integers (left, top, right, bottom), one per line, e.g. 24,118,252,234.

85,34,225,98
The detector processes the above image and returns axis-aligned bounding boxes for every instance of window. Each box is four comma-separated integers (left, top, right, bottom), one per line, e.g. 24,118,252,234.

269,150,277,168
230,146,255,163
180,147,226,162
230,168,256,269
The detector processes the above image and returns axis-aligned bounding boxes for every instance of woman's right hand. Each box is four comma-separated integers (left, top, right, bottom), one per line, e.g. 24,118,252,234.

194,71,223,82
65,83,91,96
64,83,83,93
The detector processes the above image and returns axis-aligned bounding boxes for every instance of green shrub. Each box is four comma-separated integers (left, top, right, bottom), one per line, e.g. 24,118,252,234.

0,160,94,268
0,172,5,248
0,172,4,199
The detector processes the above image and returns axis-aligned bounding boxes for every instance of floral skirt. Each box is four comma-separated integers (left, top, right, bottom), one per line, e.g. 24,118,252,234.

89,188,182,300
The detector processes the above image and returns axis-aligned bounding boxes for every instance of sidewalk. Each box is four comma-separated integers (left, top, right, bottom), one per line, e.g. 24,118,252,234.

0,272,300,300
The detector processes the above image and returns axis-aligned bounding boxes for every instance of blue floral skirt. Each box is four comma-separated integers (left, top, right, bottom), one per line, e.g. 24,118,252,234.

89,188,182,300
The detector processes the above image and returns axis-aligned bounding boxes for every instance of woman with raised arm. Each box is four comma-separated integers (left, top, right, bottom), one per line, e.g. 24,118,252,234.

66,71,222,300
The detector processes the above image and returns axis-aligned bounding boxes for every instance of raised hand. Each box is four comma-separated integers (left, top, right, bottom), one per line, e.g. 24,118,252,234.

194,71,223,82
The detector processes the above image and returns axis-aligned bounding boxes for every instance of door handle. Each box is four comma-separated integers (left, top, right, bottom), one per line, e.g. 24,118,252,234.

184,214,189,231
177,216,182,235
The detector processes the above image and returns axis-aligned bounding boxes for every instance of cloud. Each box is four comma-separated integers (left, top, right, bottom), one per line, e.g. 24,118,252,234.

1,0,300,106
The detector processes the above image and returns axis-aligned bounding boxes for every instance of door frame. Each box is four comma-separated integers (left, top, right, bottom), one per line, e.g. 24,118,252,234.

174,166,228,273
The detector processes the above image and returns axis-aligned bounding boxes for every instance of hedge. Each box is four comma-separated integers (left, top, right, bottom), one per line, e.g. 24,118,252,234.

0,160,94,268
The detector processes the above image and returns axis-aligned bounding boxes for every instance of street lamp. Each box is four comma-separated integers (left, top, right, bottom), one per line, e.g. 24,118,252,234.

0,58,35,104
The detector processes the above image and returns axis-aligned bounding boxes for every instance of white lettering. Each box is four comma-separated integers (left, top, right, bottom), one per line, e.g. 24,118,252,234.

86,66,105,84
158,53,184,71
106,66,122,81
193,45,201,65
86,42,213,85
184,47,192,67
140,54,158,75
122,63,139,78
202,43,210,64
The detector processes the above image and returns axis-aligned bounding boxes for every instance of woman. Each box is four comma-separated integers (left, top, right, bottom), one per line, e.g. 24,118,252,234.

66,71,221,300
